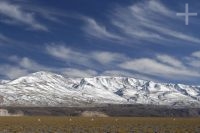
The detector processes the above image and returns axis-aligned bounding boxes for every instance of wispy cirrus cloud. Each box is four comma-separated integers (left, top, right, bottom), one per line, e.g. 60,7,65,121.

1,49,200,84
156,54,184,68
0,33,13,45
82,0,200,45
0,0,48,31
45,43,200,83
102,70,159,82
82,17,124,41
0,65,28,79
9,56,49,71
185,51,200,68
191,51,200,59
111,0,200,44
62,68,97,78
188,59,200,68
119,54,200,80
45,43,128,67
91,51,129,65
0,56,50,79
0,55,98,79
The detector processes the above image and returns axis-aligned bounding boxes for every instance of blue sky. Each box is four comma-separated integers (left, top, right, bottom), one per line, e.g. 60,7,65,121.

0,0,200,85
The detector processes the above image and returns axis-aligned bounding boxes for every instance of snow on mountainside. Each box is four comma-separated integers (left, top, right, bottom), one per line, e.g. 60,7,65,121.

0,80,10,84
0,71,200,107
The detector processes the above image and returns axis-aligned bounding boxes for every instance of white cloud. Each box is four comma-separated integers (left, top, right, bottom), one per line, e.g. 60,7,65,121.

62,68,97,78
119,57,200,79
0,1,47,31
91,51,129,64
156,54,184,68
21,3,73,24
9,56,48,71
102,70,159,82
45,44,92,67
19,57,44,70
82,17,123,41
188,60,200,68
6,55,98,79
46,44,200,81
0,65,28,79
102,70,135,78
191,51,200,59
46,43,128,66
144,24,200,44
0,62,98,79
111,0,200,44
0,56,50,79
185,51,200,68
147,0,173,16
1,51,200,84
0,33,11,42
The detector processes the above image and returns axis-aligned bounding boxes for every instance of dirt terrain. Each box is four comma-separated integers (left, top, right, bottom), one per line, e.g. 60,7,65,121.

0,117,199,133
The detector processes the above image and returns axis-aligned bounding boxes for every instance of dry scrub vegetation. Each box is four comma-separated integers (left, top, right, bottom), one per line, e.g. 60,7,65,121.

0,117,199,133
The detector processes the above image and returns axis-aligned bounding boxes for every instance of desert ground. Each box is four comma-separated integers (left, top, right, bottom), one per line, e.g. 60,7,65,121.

0,105,200,133
0,117,199,133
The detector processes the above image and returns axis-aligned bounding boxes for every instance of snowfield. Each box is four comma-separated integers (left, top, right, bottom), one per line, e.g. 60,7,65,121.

0,71,200,107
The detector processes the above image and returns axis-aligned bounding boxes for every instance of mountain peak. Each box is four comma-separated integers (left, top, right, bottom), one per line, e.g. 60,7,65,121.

0,71,200,107
0,80,10,84
8,71,65,85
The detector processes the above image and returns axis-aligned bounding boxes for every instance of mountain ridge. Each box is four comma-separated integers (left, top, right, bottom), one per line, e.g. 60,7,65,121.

0,71,200,107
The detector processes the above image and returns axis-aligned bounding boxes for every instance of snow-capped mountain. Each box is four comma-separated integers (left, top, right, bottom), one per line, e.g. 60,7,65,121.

0,71,200,107
0,80,10,84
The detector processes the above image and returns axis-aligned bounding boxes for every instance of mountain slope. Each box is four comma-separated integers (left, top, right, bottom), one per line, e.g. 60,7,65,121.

0,80,10,84
0,71,200,107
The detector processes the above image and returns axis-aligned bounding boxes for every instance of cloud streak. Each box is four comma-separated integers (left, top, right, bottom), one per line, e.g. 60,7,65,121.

0,65,28,79
45,43,129,68
62,68,97,78
119,54,200,80
1,49,200,85
192,51,200,59
82,17,124,41
111,0,200,44
82,0,200,46
0,1,48,31
45,43,200,82
0,56,99,79
0,33,13,45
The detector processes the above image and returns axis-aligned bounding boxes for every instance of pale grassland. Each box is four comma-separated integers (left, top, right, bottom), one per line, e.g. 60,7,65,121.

0,117,199,133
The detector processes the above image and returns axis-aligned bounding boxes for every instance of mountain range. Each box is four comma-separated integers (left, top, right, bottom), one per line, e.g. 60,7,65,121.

0,71,200,107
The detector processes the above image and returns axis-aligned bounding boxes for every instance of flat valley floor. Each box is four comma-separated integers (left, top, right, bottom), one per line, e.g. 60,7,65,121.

0,117,199,133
